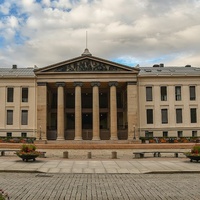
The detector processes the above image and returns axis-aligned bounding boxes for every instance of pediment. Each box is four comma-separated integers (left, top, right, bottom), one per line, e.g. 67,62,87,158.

34,55,139,74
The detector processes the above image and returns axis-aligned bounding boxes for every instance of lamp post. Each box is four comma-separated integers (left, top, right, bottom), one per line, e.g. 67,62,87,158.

133,125,136,140
39,126,42,140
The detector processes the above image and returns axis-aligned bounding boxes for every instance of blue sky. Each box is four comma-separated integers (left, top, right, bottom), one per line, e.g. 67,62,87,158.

0,0,200,68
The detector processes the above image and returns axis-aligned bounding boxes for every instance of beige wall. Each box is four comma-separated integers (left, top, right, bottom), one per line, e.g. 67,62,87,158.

0,78,36,137
138,76,200,138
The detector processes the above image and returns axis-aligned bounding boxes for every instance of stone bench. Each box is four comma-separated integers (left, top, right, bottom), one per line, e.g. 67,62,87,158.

133,151,185,158
0,150,17,156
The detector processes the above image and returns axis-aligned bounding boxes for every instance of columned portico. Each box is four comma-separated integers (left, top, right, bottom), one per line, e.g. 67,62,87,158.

35,49,139,142
56,82,65,140
91,82,101,140
74,82,83,140
109,81,118,140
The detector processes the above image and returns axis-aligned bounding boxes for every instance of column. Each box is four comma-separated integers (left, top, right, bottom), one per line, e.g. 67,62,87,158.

74,82,83,140
91,82,100,140
109,81,118,140
37,82,47,140
56,82,65,140
127,82,138,140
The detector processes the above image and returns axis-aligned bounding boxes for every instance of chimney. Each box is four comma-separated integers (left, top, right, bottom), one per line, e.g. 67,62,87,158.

153,64,160,67
160,63,164,67
185,65,191,67
12,64,17,69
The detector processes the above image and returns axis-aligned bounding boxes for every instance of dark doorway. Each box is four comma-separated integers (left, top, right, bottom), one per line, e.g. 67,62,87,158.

82,113,92,129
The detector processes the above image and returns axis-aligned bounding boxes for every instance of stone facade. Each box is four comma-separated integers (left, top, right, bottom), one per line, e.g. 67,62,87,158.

0,51,200,141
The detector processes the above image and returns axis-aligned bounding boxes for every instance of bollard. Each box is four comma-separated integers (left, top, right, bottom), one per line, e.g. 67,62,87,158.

63,151,68,159
87,152,92,159
112,151,117,159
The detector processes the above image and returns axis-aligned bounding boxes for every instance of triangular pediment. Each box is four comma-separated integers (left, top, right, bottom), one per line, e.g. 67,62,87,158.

34,55,139,74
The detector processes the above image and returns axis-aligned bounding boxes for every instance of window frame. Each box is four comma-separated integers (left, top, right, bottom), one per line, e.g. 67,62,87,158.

175,86,181,101
190,108,197,123
146,86,153,101
160,86,167,101
161,108,168,124
189,86,196,101
176,108,182,123
7,87,14,102
146,109,153,124
7,110,13,125
22,87,28,102
21,110,28,125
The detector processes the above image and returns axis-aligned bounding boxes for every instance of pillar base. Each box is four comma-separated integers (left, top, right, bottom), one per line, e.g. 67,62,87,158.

74,137,82,140
110,136,118,140
57,137,65,140
92,137,100,141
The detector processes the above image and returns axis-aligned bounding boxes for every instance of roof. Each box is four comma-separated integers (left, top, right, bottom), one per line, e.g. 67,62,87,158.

138,66,200,76
0,68,35,78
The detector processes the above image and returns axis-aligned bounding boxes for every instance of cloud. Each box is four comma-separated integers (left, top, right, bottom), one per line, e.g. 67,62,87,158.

0,0,200,68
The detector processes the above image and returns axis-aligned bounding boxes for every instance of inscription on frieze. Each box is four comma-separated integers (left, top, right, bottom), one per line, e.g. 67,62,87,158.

54,59,123,72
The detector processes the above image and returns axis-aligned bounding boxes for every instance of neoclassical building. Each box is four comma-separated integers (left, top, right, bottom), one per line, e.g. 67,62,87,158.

0,49,200,141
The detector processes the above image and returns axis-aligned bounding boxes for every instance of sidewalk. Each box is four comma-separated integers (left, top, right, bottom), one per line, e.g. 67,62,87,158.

0,156,200,174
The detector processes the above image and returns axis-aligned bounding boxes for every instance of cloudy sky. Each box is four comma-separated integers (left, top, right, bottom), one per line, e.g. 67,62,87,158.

0,0,200,68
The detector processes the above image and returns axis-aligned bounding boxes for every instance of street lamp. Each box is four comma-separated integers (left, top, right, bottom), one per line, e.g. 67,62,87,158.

39,126,42,140
133,126,136,140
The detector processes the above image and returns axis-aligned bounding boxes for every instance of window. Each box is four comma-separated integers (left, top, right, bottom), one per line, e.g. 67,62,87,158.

7,87,14,102
21,132,27,137
22,88,28,102
160,86,167,101
161,109,168,124
7,110,13,125
146,87,152,101
192,131,197,137
146,109,153,124
163,131,168,137
21,110,28,125
178,131,183,137
190,108,197,123
176,109,182,123
145,131,153,138
7,132,12,137
190,86,196,100
175,86,181,101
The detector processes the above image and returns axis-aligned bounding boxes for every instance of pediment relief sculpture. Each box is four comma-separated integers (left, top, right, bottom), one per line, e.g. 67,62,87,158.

51,59,126,72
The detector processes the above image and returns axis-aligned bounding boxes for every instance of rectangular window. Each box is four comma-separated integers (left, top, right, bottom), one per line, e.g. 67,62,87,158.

7,87,14,102
163,131,168,137
145,131,153,138
7,110,13,125
178,131,183,137
192,131,197,137
21,132,27,137
175,86,181,101
190,86,196,100
176,109,182,123
21,110,28,125
146,109,153,124
161,86,167,101
7,132,12,137
161,109,168,124
190,108,197,123
146,87,152,101
22,88,28,102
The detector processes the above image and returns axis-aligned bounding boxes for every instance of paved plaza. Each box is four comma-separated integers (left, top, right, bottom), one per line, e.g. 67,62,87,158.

0,156,200,174
0,173,200,200
0,149,200,199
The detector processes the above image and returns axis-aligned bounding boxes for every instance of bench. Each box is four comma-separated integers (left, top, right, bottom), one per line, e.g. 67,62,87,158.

133,151,185,158
39,151,46,158
0,150,17,156
0,150,46,158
